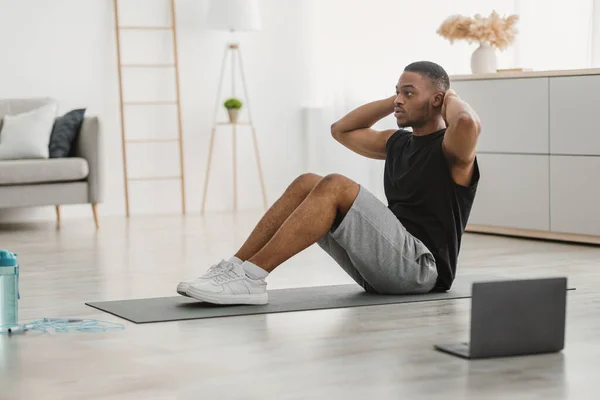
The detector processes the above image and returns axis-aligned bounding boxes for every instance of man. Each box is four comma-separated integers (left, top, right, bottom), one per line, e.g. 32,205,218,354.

177,61,481,305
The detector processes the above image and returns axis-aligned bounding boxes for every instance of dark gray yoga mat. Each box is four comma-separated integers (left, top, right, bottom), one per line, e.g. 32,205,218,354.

85,275,538,324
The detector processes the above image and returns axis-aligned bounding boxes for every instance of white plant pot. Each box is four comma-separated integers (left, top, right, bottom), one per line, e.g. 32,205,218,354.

227,108,240,123
471,43,497,74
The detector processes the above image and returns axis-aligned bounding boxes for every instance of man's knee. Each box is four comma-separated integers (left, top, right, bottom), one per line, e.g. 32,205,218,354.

288,173,322,196
318,173,356,191
317,174,359,202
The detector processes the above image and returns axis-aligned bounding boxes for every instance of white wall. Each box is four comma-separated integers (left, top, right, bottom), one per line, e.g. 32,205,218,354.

514,0,597,70
0,0,314,222
0,0,598,223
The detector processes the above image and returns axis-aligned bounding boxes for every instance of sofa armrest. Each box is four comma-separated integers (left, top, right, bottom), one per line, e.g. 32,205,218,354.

72,116,103,204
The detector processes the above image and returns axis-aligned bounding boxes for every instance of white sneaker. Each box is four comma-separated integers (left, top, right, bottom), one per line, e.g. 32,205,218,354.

186,262,268,305
176,259,233,297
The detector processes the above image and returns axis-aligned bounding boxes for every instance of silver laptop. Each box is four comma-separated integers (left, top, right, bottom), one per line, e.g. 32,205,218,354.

434,277,567,359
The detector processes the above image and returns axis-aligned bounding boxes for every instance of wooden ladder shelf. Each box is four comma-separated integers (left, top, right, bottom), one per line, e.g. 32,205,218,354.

113,0,186,216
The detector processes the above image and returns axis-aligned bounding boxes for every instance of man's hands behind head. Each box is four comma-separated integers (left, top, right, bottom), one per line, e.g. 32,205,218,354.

441,89,459,125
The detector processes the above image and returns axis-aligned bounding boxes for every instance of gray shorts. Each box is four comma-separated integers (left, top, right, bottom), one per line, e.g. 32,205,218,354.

317,185,438,294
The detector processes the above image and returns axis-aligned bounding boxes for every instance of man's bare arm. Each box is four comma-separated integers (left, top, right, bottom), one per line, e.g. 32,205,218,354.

330,95,398,160
441,89,482,186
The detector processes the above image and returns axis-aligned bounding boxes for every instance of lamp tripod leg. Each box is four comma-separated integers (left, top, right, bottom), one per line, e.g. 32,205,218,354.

202,43,230,214
236,46,268,210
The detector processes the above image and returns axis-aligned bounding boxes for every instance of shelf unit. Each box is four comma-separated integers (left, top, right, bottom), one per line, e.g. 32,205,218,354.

113,0,186,216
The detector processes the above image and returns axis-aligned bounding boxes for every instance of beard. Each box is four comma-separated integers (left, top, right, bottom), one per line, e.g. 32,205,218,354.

396,102,431,129
396,119,410,128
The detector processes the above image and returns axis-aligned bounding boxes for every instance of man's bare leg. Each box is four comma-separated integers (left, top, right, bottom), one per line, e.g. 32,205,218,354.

248,173,360,272
183,173,359,304
177,173,323,297
234,173,322,261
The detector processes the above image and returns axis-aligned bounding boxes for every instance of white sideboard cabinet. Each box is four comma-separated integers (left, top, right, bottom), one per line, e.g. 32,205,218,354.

450,68,600,244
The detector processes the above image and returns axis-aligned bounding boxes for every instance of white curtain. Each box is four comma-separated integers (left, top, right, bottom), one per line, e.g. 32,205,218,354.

592,0,600,66
302,0,600,198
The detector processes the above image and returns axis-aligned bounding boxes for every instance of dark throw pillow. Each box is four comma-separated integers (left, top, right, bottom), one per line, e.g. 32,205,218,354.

49,108,86,158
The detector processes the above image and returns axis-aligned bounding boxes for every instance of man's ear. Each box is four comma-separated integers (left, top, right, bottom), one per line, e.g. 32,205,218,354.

432,92,444,108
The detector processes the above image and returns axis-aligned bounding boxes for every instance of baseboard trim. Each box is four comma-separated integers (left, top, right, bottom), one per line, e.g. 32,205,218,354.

466,224,600,245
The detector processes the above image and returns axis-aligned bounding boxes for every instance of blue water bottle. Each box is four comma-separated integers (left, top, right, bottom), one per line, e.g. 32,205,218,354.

0,250,20,334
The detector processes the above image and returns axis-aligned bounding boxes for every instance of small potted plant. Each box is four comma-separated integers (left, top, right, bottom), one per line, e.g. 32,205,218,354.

224,97,243,124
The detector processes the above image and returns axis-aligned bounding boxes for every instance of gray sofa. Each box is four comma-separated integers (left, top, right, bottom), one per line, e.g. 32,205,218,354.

0,98,103,228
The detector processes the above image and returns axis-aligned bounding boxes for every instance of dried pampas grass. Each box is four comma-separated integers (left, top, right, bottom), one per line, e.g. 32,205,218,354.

437,11,519,51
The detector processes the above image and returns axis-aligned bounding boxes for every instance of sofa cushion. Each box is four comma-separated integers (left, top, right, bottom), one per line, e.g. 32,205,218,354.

0,102,58,160
49,108,86,158
0,98,57,132
0,158,89,185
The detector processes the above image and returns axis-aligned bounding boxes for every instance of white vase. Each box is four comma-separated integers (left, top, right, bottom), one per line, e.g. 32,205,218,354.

471,43,497,74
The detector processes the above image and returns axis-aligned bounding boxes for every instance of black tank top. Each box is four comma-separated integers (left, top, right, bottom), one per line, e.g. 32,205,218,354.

384,128,480,291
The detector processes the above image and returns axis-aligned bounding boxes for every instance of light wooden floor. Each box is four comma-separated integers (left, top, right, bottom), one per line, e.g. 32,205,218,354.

1,212,599,399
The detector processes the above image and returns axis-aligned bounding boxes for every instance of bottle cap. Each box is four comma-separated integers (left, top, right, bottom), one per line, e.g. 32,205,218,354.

0,250,18,267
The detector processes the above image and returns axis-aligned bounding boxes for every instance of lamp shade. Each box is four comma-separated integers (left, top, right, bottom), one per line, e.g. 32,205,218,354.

206,0,262,32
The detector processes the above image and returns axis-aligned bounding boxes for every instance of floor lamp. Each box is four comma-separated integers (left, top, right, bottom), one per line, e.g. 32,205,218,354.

201,0,268,214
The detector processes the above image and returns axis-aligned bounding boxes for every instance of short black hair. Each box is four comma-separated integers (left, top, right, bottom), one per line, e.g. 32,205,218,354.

404,61,450,92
